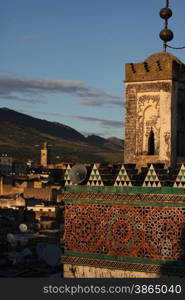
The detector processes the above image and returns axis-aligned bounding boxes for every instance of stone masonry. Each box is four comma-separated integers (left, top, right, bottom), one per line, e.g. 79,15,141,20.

124,52,185,168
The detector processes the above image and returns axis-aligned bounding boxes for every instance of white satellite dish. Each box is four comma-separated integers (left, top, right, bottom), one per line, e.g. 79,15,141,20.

7,233,16,243
19,224,28,233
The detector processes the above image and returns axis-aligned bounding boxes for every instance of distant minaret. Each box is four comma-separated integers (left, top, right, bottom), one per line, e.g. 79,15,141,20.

41,142,48,167
0,176,3,195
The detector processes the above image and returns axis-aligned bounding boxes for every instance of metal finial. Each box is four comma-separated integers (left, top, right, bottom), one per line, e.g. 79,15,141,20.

159,0,174,52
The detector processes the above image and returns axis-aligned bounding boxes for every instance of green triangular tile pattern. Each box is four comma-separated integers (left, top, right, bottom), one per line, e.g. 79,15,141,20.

87,164,104,186
173,164,185,188
143,164,161,187
64,164,73,185
114,165,132,187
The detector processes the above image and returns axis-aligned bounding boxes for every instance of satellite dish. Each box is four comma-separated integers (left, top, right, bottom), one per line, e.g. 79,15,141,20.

7,233,16,243
69,164,87,184
19,224,28,233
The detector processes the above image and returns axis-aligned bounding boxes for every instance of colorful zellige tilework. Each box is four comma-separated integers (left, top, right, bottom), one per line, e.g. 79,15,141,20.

142,164,161,187
173,164,185,188
114,165,132,187
64,164,73,185
87,164,104,186
64,201,185,261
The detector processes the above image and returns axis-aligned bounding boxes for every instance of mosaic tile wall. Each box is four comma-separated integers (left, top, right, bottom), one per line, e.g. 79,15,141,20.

64,191,185,263
63,163,185,188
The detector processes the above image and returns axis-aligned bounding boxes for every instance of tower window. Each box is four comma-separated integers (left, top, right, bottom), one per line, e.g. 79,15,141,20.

144,62,150,72
148,128,155,155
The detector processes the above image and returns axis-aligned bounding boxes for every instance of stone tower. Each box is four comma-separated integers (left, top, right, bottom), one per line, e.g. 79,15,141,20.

0,176,3,195
40,142,48,167
124,51,185,168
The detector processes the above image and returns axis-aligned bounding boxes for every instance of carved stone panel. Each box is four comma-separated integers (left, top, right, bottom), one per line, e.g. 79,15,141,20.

136,93,160,155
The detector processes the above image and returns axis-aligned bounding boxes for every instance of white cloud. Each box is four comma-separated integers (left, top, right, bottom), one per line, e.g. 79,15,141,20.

74,115,123,128
2,95,43,103
0,75,122,107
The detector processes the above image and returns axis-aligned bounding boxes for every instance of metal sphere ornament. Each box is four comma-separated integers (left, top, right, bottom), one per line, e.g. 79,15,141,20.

159,29,174,42
160,8,172,19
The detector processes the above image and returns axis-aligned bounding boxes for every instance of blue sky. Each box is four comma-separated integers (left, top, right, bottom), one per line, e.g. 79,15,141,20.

0,0,185,138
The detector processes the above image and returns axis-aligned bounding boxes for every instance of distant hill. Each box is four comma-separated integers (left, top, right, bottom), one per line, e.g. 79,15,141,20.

0,107,85,142
107,137,124,148
0,107,124,164
86,135,123,151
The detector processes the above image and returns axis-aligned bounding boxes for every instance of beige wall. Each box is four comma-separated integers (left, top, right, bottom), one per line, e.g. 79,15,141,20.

24,187,52,200
124,80,173,167
64,264,161,278
159,89,171,163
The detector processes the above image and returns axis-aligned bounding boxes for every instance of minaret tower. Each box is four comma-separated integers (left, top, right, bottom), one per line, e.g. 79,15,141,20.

40,142,48,167
124,0,185,168
0,176,3,195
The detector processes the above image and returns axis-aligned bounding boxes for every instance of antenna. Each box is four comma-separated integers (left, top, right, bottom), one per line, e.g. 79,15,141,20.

69,164,87,184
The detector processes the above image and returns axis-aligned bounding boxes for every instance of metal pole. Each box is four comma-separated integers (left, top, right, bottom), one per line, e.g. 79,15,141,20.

164,42,167,52
164,0,169,51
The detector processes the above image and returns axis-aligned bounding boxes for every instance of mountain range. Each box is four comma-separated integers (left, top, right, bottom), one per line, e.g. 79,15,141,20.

0,107,124,164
